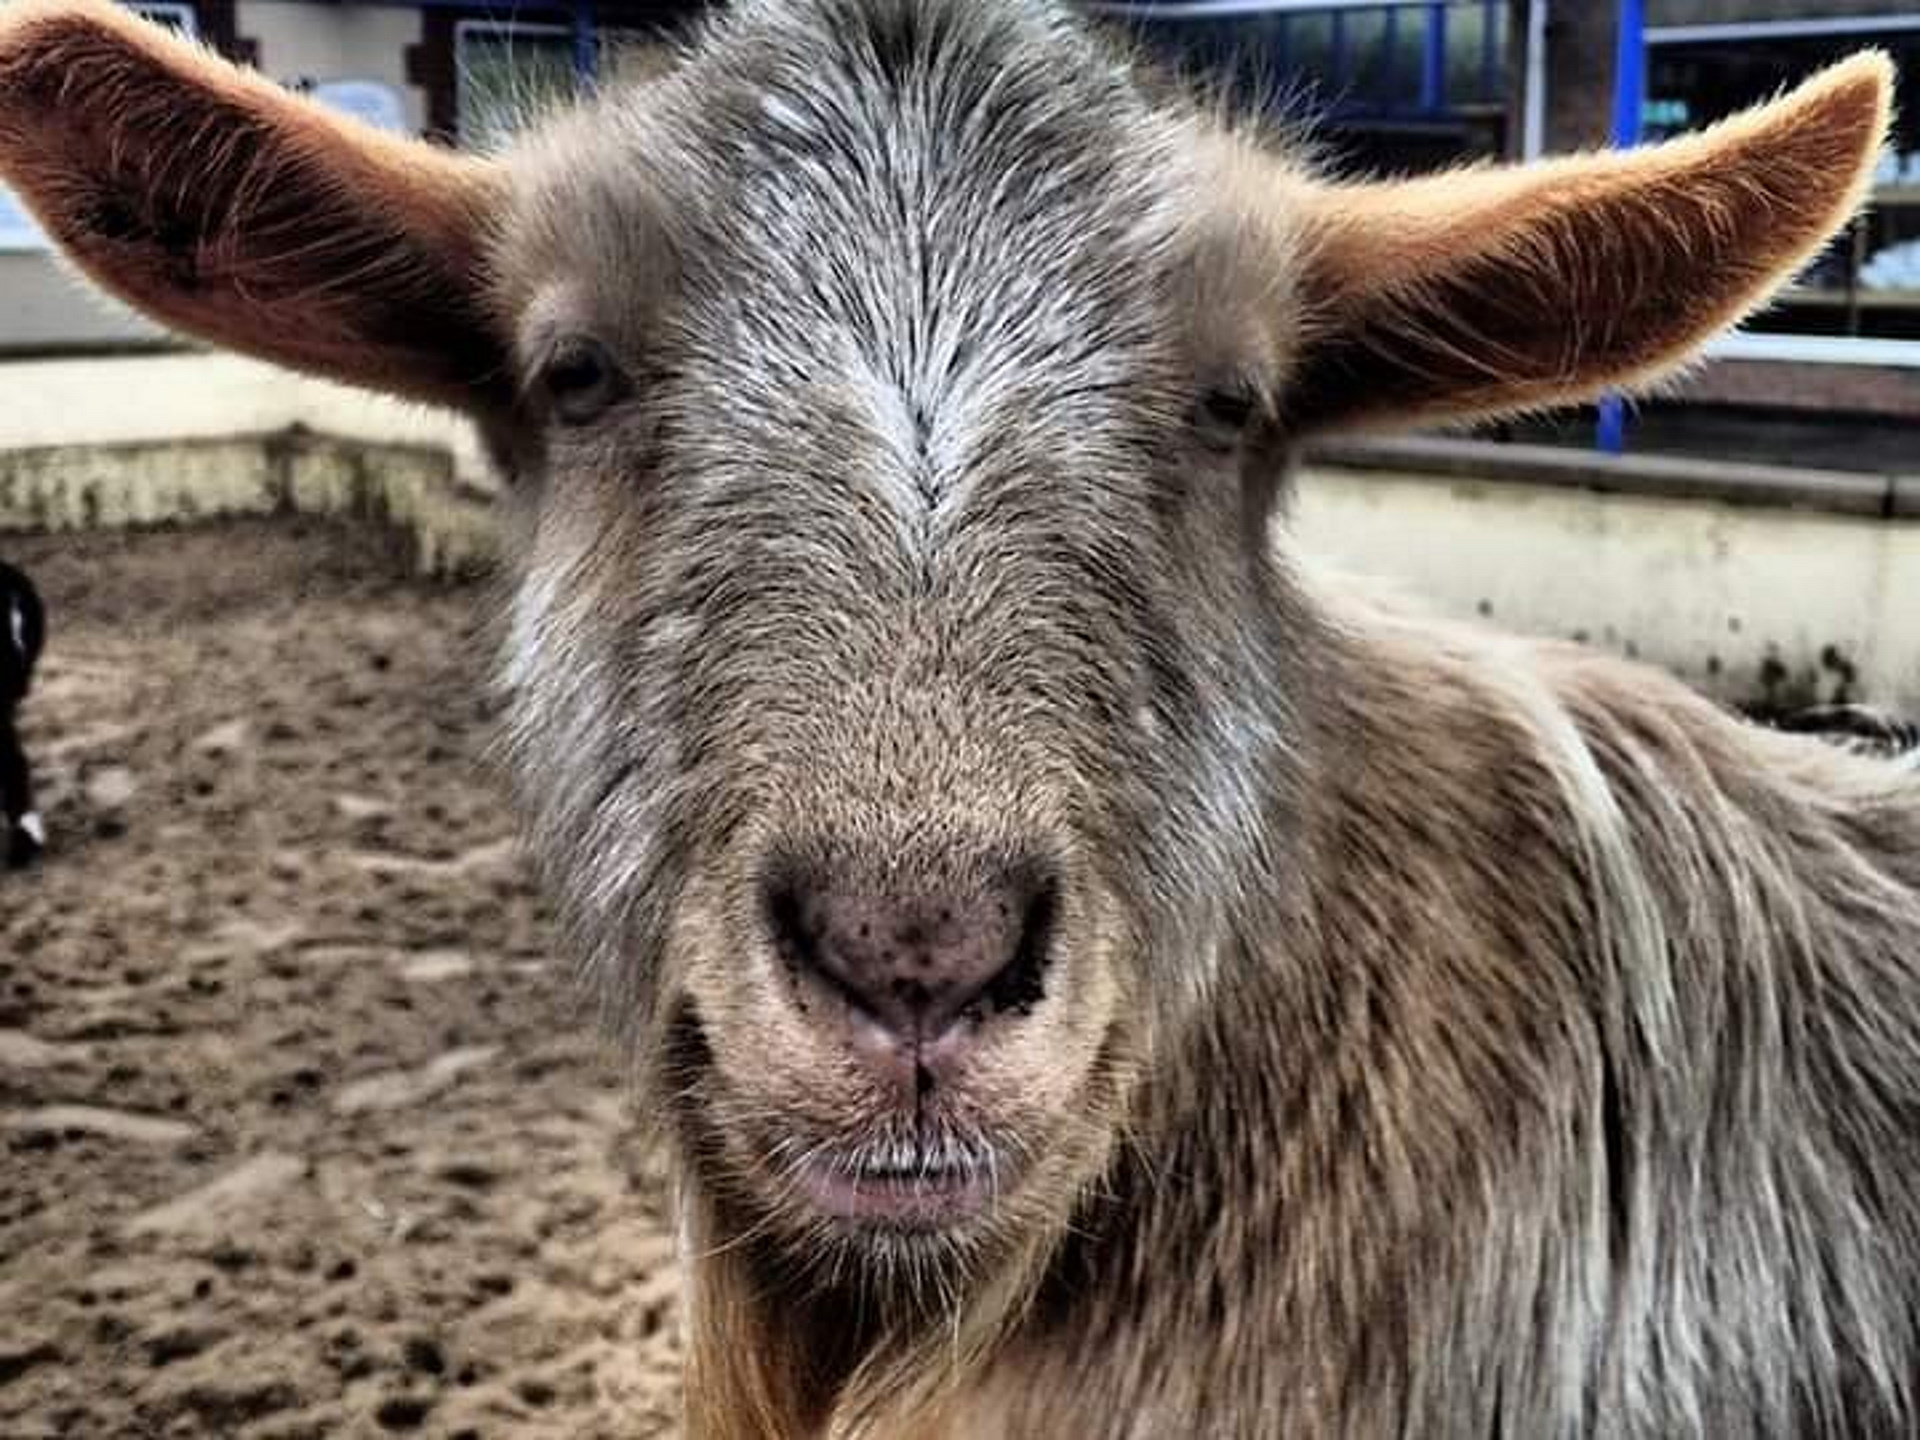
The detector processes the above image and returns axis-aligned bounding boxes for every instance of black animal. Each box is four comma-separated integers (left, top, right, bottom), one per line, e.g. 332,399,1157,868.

1,558,46,868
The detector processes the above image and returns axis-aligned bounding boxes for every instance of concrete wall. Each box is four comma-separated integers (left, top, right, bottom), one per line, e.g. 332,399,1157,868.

0,430,497,577
0,353,497,576
0,353,488,486
0,254,167,351
238,0,426,135
1295,446,1920,717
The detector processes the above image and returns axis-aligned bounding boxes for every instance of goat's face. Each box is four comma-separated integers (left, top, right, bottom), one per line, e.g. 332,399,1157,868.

0,0,1889,1291
491,5,1299,1271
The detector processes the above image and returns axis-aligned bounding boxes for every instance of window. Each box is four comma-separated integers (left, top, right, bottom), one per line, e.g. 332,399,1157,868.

1102,3,1510,172
1647,20,1920,344
454,20,580,153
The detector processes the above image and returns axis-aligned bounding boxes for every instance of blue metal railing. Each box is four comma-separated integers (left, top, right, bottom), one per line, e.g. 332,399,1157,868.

570,0,599,81
1598,0,1646,455
1421,4,1449,114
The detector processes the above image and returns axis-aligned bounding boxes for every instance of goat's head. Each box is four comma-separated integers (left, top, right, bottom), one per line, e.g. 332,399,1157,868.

0,0,1890,1296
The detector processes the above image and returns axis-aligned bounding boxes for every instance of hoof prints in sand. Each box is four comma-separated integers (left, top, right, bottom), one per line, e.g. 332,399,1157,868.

1,518,681,1438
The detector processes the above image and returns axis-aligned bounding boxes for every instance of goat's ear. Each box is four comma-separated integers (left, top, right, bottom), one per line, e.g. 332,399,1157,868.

0,0,505,409
1274,53,1893,433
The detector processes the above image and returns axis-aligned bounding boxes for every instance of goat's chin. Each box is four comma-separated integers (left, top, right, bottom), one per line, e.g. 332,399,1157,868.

676,1072,1090,1279
732,1136,1090,1313
727,1108,1047,1245
662,980,1132,1285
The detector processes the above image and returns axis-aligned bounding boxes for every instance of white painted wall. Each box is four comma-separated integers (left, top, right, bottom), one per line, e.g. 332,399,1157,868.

0,352,489,486
1293,464,1920,715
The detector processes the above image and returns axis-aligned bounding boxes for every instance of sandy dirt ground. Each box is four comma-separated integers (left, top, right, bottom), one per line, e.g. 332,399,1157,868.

0,519,684,1438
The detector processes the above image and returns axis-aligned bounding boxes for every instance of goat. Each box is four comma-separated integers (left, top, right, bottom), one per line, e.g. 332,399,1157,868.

1,2,1911,1433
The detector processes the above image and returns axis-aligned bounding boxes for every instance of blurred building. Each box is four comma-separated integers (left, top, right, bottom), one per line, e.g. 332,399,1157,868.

1098,2,1516,174
1,0,1915,463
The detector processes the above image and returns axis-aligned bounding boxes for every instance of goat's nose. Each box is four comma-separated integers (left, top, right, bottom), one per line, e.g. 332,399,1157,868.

765,872,1057,1043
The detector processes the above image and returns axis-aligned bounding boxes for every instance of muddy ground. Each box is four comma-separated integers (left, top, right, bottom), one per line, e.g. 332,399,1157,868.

0,518,683,1438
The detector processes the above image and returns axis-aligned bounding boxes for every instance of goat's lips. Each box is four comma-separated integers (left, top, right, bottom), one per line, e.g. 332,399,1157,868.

796,1158,993,1229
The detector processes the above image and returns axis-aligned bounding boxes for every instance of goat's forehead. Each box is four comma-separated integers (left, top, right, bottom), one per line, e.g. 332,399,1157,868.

501,0,1202,353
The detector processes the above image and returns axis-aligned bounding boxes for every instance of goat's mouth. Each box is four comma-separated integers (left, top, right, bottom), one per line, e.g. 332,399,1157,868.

793,1139,1016,1231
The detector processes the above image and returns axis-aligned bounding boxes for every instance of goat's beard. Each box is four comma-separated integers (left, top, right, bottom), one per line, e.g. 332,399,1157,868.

659,998,1129,1329
661,992,1153,1437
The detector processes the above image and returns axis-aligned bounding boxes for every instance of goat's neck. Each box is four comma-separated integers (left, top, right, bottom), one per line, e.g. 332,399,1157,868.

686,598,1609,1436
960,605,1618,1434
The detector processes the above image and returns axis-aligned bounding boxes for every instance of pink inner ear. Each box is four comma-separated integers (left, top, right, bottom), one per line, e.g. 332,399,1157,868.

0,0,506,408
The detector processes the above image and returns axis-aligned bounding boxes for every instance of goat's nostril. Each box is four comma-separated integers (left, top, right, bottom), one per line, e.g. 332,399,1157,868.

985,879,1058,1019
763,883,824,977
763,868,1059,1043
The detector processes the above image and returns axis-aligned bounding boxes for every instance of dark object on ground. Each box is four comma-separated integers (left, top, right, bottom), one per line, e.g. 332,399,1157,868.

1777,702,1920,762
2,556,47,868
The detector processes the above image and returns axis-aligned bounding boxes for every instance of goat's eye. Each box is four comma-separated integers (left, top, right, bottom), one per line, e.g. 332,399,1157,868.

541,337,624,424
1197,386,1258,447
